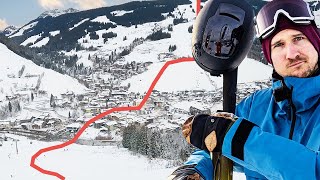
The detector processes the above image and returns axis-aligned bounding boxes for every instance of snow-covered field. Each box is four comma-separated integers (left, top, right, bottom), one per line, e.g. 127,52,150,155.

122,57,273,93
0,134,246,180
0,43,88,101
0,134,174,180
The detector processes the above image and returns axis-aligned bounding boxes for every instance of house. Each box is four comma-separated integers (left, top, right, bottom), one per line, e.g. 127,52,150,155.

21,123,32,130
76,117,91,124
111,90,128,100
189,106,211,115
86,107,101,115
172,107,189,114
57,101,72,108
19,117,34,124
95,133,113,140
144,118,154,126
109,115,120,121
46,118,62,128
94,119,105,129
32,120,45,129
107,101,116,108
105,121,117,131
0,121,11,129
79,100,89,106
6,95,18,101
153,100,164,109
66,123,81,133
61,91,74,100
98,90,111,99
99,127,109,133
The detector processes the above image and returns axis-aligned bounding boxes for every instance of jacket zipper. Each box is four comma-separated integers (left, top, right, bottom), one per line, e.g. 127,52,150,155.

288,89,296,140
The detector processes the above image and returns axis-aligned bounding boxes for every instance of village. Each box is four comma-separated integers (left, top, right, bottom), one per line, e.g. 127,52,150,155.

0,46,272,145
0,67,271,147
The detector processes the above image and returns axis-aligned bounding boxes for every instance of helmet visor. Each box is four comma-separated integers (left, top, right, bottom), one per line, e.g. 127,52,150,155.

256,0,314,39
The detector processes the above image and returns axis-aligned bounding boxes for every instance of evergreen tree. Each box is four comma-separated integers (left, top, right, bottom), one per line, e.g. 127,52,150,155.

188,25,193,33
149,131,160,158
17,102,21,111
169,45,177,52
8,102,12,113
50,94,56,107
95,55,98,63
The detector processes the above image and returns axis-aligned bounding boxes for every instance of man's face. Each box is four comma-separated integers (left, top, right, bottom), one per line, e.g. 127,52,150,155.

271,29,318,78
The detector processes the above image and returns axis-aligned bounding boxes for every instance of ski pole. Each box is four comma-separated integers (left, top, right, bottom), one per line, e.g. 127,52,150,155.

213,68,238,180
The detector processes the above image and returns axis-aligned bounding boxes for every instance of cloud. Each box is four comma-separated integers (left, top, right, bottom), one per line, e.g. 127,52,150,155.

38,0,64,10
69,0,107,10
0,19,8,31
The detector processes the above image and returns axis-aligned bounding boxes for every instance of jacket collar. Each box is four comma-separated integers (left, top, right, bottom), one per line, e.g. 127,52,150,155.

272,73,320,113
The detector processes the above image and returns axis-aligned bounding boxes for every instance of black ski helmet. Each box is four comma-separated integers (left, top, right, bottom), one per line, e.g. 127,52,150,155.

192,0,255,76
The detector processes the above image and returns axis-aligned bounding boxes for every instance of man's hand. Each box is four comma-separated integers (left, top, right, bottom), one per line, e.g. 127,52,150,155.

182,112,237,152
168,164,203,180
168,172,201,180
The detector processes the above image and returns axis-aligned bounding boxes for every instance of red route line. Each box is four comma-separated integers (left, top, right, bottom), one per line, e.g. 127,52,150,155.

30,0,201,179
30,57,195,179
196,0,200,15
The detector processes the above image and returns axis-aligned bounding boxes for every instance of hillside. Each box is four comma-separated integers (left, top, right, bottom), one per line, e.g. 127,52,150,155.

0,43,88,100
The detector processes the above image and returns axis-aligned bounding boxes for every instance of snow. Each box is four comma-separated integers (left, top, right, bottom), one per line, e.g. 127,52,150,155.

172,101,210,111
77,20,155,54
75,51,94,67
314,9,320,28
0,43,88,98
90,16,115,24
38,8,79,19
0,134,171,180
69,18,89,31
49,30,60,37
122,58,272,93
3,25,20,36
106,121,117,126
66,122,81,128
9,21,38,38
88,1,272,93
20,33,42,46
0,134,246,179
110,10,134,16
30,37,50,47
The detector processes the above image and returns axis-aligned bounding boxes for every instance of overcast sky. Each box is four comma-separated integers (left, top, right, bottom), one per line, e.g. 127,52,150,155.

0,0,152,30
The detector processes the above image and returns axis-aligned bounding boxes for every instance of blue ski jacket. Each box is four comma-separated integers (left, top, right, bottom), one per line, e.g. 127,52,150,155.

185,75,320,180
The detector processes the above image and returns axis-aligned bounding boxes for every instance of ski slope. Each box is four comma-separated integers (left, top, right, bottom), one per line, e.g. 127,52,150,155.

0,134,246,180
0,43,88,102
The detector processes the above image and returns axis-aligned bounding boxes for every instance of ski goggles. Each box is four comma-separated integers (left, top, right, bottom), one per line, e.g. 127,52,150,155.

255,0,315,39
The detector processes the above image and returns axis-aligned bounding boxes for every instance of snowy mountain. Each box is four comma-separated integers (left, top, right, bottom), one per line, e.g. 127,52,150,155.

1,25,19,36
0,42,88,101
5,0,319,67
38,8,79,19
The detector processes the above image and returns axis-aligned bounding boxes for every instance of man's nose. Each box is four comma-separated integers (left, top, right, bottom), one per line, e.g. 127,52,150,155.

286,43,300,60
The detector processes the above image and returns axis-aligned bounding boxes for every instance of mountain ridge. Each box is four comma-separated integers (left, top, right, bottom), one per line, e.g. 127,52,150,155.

0,0,318,81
